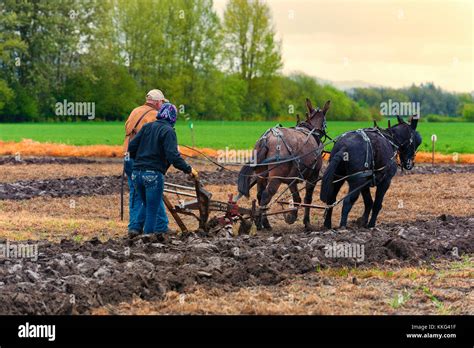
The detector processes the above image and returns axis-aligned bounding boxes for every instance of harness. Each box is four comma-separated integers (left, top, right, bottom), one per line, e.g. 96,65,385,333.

334,127,399,186
258,122,324,180
295,122,325,144
126,107,155,142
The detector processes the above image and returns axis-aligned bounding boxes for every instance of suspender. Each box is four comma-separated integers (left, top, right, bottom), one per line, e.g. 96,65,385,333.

126,107,155,140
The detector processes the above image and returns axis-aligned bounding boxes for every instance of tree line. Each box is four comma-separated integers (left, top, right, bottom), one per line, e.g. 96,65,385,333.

1,0,472,123
351,83,474,121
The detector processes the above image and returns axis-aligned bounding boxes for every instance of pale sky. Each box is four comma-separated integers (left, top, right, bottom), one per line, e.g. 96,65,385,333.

214,0,473,93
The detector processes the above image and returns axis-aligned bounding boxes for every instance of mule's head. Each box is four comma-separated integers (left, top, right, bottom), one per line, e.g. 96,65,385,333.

305,98,330,132
390,115,422,170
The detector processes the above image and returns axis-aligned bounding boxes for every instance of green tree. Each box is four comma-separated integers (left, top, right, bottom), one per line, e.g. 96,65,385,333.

0,2,27,117
222,0,282,119
160,0,221,117
1,0,111,120
462,103,474,122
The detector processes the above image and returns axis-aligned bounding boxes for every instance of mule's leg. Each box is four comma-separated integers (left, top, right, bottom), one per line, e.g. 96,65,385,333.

367,179,391,228
339,181,362,228
285,182,301,225
303,181,316,229
323,180,343,229
256,178,267,230
357,187,373,227
256,178,267,204
259,179,282,230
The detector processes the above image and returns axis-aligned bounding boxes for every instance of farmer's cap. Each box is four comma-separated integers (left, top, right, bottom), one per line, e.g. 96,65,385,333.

146,89,169,103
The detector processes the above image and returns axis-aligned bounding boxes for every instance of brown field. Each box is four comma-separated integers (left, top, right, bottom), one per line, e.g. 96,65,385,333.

93,261,473,315
0,158,472,315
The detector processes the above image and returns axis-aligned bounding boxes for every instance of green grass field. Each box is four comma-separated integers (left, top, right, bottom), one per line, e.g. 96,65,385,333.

0,121,472,154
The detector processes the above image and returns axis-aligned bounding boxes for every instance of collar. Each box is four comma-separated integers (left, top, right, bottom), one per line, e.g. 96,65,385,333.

155,118,175,128
145,102,159,110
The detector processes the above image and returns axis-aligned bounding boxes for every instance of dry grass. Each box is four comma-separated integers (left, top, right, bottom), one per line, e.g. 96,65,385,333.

1,163,123,183
0,139,217,158
415,151,474,164
92,258,473,315
0,195,125,242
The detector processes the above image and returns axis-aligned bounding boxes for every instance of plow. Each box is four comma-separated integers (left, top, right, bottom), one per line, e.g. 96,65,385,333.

163,176,328,235
163,177,258,235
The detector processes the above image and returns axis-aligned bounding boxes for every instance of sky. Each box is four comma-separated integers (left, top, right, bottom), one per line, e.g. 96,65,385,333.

214,0,473,93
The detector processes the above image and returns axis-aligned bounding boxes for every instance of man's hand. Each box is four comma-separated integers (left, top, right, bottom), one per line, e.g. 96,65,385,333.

190,167,199,179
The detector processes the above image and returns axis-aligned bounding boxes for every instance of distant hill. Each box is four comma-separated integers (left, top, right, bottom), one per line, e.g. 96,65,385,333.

316,77,383,91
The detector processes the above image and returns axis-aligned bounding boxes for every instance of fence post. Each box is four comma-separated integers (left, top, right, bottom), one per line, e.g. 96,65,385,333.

431,134,437,166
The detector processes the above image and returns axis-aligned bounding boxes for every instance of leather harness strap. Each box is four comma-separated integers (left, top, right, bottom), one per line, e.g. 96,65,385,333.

334,127,401,186
126,107,155,140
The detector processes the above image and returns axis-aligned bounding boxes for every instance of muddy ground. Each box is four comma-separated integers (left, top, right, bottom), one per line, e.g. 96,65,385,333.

1,163,473,200
0,156,472,315
0,171,236,200
0,215,472,315
0,156,100,165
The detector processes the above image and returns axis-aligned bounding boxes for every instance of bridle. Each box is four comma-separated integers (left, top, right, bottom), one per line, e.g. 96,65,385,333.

297,108,328,144
384,123,418,169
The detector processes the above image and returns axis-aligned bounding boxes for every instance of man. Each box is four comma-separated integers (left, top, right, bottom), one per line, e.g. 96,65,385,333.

123,89,168,236
128,103,198,239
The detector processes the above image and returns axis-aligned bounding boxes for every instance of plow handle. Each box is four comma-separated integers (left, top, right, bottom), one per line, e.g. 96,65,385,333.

192,176,211,231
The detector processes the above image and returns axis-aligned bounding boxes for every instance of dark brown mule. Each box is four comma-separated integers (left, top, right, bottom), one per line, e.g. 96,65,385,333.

237,98,330,230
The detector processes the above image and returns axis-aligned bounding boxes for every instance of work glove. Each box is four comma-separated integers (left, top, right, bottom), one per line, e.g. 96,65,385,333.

190,167,199,179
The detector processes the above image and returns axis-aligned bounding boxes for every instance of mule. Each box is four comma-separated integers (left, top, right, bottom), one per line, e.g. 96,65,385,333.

237,98,330,230
320,115,421,229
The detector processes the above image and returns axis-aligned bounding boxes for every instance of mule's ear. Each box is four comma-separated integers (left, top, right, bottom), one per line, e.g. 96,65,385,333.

305,98,314,113
387,119,391,128
411,114,419,130
397,115,404,124
322,100,331,115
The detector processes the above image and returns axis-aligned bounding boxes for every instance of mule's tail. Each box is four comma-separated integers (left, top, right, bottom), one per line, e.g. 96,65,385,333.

237,139,268,198
320,149,344,203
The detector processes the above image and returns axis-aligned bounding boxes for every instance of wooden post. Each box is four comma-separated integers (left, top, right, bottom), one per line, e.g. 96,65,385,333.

189,121,195,148
431,134,437,166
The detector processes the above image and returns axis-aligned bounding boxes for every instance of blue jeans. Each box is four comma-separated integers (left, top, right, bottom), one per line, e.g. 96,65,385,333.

124,159,145,231
131,170,169,234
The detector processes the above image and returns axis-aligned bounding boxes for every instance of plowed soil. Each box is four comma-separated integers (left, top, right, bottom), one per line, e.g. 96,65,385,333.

1,163,473,200
0,215,471,314
0,156,472,315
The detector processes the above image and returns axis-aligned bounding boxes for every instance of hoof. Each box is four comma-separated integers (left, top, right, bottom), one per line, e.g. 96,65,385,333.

284,212,297,225
323,224,332,230
304,223,317,232
355,217,368,228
